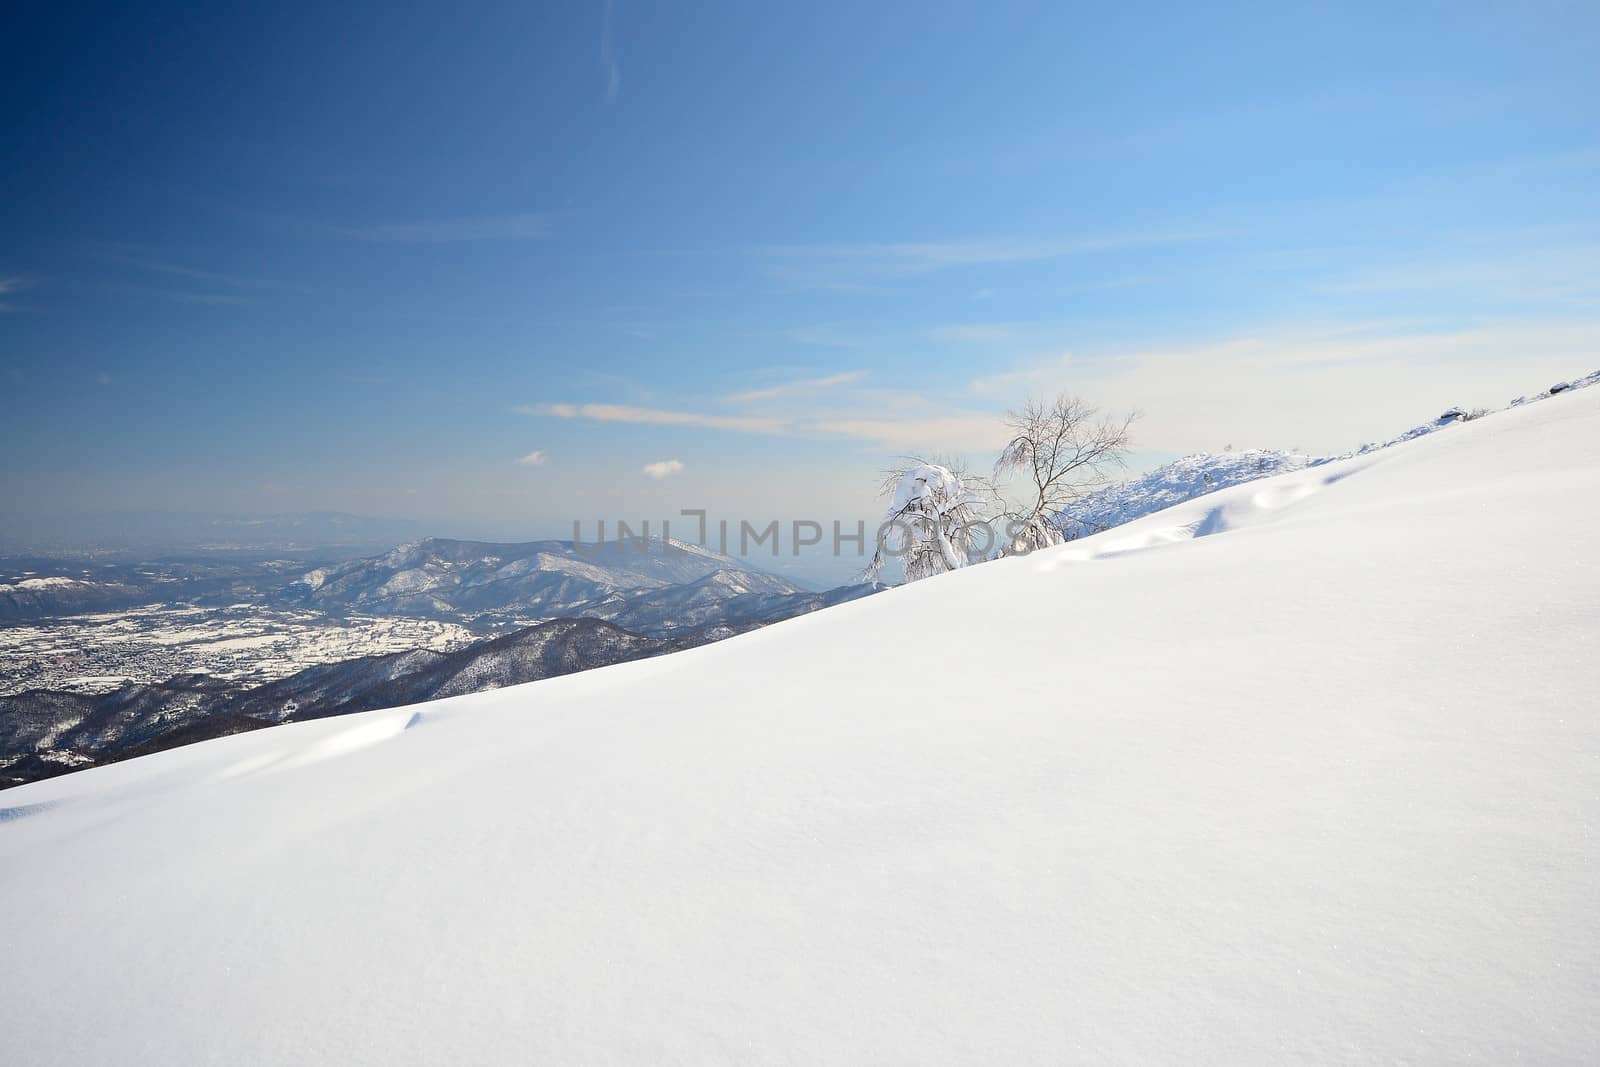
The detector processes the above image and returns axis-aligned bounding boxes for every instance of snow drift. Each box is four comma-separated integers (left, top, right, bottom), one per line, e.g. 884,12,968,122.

3,387,1599,1064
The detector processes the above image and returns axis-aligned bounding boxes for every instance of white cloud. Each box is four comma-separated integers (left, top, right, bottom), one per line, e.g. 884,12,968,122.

517,389,1006,453
519,323,1572,459
727,371,866,402
977,319,1600,454
518,402,784,434
344,214,551,242
517,315,1595,461
515,450,547,467
642,459,685,479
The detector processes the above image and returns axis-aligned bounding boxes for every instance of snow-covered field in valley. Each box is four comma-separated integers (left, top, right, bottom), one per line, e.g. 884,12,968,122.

2,386,1598,1064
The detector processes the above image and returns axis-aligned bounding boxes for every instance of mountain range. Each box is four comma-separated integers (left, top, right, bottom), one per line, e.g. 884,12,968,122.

3,550,876,783
282,536,822,628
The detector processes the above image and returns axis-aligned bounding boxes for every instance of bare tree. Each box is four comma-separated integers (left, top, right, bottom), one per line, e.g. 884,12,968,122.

993,393,1138,553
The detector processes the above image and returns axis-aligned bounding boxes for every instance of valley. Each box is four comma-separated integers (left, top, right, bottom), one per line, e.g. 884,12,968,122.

0,602,480,696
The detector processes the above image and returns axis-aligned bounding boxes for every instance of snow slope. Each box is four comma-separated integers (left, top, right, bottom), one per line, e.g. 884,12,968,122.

4,388,1600,1064
1058,367,1600,541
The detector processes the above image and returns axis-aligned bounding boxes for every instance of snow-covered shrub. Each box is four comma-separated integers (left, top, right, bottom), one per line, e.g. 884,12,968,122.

866,463,987,583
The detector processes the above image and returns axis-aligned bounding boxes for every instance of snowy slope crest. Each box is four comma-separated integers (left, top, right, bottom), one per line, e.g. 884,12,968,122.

1059,448,1315,540
1060,367,1600,541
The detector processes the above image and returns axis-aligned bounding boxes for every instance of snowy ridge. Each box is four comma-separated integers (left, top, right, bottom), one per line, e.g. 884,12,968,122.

2,386,1599,1062
1059,367,1600,540
285,535,807,621
0,576,87,592
1059,449,1315,540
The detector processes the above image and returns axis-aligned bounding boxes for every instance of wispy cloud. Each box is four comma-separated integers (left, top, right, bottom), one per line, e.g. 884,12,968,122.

970,352,1074,394
343,214,552,242
642,459,684,479
515,450,548,466
809,412,1006,453
930,323,1017,344
74,244,319,308
80,279,252,306
518,402,785,434
164,290,251,306
600,0,621,103
517,387,1007,452
785,326,877,351
762,230,1219,287
85,246,286,292
1317,239,1600,307
0,275,32,311
727,370,866,402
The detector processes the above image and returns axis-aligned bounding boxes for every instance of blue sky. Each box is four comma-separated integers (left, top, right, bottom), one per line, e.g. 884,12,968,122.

3,1,1597,577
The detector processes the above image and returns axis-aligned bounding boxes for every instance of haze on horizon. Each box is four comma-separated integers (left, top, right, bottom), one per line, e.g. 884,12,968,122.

3,1,1597,548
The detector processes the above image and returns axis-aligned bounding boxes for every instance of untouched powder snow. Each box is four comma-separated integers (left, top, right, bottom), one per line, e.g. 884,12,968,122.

3,388,1600,1063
